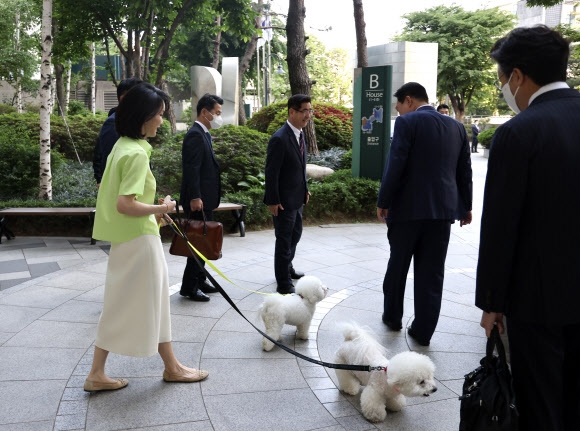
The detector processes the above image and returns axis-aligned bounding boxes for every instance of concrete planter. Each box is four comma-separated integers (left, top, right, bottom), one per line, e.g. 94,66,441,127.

483,148,490,158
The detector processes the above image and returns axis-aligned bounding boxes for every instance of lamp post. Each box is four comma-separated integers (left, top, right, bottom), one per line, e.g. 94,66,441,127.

263,50,285,107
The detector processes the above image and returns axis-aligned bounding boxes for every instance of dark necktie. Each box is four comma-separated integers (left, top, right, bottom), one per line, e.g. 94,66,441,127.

299,131,305,156
206,132,213,149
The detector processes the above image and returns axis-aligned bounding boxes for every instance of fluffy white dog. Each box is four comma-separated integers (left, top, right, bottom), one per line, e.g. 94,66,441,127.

260,275,328,351
334,324,437,423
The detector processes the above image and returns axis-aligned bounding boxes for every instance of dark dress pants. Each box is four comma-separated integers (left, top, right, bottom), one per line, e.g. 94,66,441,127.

506,318,580,431
180,209,214,294
471,137,478,152
382,220,451,341
273,207,303,288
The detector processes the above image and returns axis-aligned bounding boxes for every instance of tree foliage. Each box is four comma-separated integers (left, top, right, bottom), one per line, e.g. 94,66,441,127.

306,36,352,105
0,0,41,99
525,0,562,6
396,5,514,121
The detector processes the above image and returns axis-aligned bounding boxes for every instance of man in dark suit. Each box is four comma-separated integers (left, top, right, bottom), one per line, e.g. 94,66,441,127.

377,82,472,346
179,93,223,302
264,94,311,294
476,26,580,431
471,120,480,153
93,77,142,186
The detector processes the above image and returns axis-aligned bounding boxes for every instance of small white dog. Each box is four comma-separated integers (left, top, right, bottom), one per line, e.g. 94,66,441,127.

260,275,328,351
334,324,437,423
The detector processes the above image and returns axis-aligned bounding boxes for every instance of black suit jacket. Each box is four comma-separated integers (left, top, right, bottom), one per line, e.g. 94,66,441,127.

476,88,580,325
264,122,308,211
377,105,472,222
180,122,221,212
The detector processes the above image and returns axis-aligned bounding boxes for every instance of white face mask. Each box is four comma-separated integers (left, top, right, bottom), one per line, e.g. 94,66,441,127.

205,111,223,129
501,72,520,114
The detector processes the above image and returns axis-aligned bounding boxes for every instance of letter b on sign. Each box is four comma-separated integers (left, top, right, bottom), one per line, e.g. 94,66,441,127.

370,74,379,89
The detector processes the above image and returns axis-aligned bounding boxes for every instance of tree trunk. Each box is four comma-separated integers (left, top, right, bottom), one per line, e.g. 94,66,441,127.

54,63,65,116
238,34,259,125
353,0,368,68
39,0,53,200
287,0,318,155
160,80,177,134
65,60,71,112
449,94,465,122
15,11,23,113
90,42,96,113
211,15,222,69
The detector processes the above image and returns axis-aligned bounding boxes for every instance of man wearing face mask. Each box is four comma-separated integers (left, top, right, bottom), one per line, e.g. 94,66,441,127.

179,93,223,301
476,26,580,431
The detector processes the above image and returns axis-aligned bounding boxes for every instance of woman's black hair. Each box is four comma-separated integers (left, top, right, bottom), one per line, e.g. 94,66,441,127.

115,83,170,139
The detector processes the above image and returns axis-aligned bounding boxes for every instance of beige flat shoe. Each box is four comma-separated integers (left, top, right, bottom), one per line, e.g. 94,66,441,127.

84,378,129,392
163,369,209,383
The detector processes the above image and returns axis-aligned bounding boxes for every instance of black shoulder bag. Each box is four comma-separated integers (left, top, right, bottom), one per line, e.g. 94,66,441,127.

459,325,518,431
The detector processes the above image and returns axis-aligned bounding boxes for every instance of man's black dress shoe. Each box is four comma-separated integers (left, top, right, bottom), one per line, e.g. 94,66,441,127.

382,314,402,331
408,326,430,346
276,285,295,294
188,290,210,302
199,281,219,294
290,268,305,279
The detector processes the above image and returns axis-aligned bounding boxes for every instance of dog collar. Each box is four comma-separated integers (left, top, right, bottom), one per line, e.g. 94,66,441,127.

370,366,400,393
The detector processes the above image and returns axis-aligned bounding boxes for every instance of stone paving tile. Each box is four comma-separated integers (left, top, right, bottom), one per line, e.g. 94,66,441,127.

0,347,84,381
28,261,61,278
4,320,96,349
204,389,338,431
0,380,65,424
0,258,28,273
39,300,104,324
0,285,84,309
85,378,207,431
0,421,53,431
0,304,49,333
201,358,306,395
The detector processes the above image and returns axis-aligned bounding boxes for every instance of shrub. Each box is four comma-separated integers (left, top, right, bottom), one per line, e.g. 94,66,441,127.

0,125,64,200
150,134,184,197
478,127,497,149
305,169,379,220
212,125,270,194
342,149,352,170
246,102,353,151
0,104,17,115
222,187,271,228
52,161,98,202
308,147,347,170
67,100,92,116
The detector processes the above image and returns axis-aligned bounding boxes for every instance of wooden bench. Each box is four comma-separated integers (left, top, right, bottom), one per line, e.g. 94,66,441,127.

0,207,97,244
0,202,246,244
171,202,246,237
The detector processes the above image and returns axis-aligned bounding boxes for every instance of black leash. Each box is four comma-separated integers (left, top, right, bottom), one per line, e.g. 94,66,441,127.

165,212,377,373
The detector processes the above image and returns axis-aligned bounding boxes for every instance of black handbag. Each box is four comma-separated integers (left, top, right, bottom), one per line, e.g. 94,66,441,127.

459,326,518,431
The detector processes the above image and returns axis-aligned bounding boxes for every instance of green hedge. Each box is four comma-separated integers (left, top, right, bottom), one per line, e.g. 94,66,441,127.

478,127,497,149
247,102,353,150
151,125,270,197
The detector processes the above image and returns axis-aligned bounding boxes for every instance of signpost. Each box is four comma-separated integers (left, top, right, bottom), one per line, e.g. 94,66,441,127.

352,65,392,180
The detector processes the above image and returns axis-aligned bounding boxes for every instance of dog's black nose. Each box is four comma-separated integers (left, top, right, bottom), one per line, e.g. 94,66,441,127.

432,387,438,393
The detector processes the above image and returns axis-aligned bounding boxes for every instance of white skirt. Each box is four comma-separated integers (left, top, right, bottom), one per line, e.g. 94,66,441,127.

96,234,171,357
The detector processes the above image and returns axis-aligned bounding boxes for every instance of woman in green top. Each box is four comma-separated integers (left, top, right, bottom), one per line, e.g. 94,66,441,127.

84,83,208,392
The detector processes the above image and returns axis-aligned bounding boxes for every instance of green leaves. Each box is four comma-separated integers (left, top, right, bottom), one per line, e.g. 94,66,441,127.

397,5,514,118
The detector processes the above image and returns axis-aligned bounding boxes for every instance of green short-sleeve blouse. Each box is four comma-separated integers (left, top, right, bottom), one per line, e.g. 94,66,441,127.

92,137,159,243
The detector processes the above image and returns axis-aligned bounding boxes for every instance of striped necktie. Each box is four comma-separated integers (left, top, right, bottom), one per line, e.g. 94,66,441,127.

299,131,305,156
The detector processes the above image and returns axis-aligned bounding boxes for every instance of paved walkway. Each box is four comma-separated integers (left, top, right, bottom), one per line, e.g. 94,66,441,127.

0,154,488,431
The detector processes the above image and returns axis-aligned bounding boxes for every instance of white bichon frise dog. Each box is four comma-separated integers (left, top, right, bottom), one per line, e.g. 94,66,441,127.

334,324,437,423
259,275,328,351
